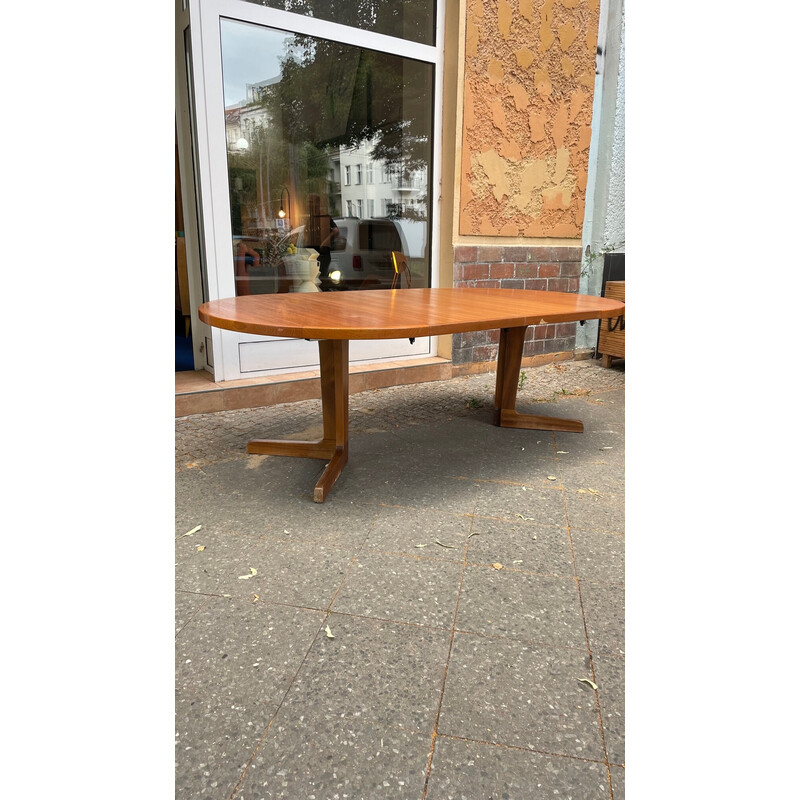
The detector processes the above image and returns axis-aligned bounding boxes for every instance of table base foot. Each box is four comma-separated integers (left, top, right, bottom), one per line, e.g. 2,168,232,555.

493,326,585,434
246,439,336,459
494,408,584,432
313,447,348,503
245,339,349,503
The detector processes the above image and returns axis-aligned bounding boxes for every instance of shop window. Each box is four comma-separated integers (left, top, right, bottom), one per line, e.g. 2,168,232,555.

220,16,434,294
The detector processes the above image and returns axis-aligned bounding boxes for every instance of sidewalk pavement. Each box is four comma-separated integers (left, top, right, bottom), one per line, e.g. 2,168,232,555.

176,358,625,799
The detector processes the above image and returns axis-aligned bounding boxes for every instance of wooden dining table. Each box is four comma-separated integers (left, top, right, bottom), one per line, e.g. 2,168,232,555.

198,288,625,502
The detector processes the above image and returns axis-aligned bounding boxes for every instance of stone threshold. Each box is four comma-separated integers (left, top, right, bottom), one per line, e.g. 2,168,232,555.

175,350,594,417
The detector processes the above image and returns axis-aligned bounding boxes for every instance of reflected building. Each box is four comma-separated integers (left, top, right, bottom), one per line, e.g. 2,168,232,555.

225,90,427,230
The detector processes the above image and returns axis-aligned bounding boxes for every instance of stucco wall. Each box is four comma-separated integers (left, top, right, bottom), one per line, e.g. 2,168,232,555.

459,0,600,238
604,6,624,246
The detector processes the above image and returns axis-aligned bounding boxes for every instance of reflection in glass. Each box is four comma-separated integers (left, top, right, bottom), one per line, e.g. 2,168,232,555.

222,19,433,295
241,0,436,46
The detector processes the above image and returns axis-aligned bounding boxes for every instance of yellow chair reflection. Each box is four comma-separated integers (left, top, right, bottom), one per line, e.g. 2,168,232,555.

391,251,413,289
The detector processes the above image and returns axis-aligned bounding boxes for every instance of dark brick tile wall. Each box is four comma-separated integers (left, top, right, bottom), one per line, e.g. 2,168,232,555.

451,245,582,365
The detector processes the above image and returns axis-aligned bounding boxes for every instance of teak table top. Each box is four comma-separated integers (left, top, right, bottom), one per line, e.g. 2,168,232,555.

198,287,625,341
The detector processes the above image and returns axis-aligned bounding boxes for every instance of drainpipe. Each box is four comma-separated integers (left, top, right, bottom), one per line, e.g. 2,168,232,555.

579,0,625,351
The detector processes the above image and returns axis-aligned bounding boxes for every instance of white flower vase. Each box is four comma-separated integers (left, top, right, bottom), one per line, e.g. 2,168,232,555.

283,250,321,293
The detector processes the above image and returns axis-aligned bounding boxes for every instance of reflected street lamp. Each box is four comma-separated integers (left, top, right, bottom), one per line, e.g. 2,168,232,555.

278,186,291,223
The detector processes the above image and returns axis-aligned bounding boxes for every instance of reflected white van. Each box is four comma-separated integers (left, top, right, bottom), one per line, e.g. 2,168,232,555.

325,217,408,290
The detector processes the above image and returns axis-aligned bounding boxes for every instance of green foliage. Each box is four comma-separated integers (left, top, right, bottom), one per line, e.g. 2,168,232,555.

581,241,625,277
267,32,433,175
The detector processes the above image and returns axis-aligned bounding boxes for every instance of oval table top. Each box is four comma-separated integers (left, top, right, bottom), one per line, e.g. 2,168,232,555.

198,287,625,340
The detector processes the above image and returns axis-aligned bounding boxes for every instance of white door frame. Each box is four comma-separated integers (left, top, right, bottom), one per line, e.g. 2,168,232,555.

181,0,445,381
175,0,214,372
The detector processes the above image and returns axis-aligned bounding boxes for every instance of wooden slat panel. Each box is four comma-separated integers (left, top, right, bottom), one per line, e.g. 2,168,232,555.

598,281,625,359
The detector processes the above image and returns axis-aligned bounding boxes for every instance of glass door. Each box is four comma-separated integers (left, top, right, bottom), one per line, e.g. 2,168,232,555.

184,0,442,380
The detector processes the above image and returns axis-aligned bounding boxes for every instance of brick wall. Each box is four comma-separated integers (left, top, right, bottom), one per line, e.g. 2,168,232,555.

451,244,582,365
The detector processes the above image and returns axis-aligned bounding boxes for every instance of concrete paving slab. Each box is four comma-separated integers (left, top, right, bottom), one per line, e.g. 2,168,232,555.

255,498,380,550
332,465,481,511
426,736,612,799
276,613,450,732
175,598,325,799
363,506,474,560
456,566,586,647
473,482,568,527
218,538,355,609
610,764,625,799
239,716,432,799
465,516,574,575
565,489,625,533
437,632,605,760
175,527,262,595
580,581,626,656
593,654,625,766
176,597,324,710
175,590,212,637
557,458,624,493
331,551,464,628
571,528,626,583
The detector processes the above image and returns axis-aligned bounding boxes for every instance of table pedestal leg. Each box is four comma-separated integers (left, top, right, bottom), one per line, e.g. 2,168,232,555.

246,339,349,502
493,326,584,432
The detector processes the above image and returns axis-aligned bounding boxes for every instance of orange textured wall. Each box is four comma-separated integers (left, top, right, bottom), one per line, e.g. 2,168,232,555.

459,0,600,238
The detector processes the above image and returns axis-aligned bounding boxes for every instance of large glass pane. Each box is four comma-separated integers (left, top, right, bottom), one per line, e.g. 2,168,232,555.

221,18,433,295
240,0,435,46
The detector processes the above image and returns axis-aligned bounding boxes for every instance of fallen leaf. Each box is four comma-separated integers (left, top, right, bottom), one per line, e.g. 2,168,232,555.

491,563,504,570
435,540,456,549
325,624,335,639
196,545,205,552
176,525,201,540
252,594,259,603
238,567,258,580
578,678,598,690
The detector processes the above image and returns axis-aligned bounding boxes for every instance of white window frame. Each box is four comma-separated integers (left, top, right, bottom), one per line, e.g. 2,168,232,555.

186,0,444,380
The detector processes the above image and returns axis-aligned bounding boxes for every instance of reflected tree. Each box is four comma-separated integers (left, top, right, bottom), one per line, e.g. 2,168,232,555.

248,0,434,45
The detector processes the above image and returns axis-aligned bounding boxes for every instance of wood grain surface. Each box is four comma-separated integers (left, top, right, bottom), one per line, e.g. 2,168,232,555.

198,288,625,340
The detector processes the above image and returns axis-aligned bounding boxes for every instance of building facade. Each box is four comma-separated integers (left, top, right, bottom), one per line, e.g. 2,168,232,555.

175,0,624,384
